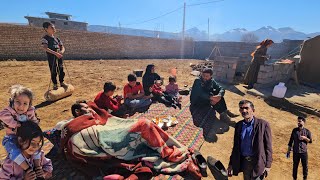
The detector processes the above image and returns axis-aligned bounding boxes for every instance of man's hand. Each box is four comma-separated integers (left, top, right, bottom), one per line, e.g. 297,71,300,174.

149,87,153,93
55,52,63,59
263,167,271,177
24,169,36,180
227,165,233,177
210,96,221,105
300,135,309,141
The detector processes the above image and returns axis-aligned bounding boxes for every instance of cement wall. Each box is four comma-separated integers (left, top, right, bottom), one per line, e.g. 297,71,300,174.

0,24,302,61
0,24,194,60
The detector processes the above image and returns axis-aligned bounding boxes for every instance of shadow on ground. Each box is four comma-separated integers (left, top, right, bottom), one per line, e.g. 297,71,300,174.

190,106,236,143
264,96,320,118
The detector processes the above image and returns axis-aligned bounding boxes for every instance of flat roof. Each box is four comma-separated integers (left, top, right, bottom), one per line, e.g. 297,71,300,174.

24,16,87,24
45,12,72,17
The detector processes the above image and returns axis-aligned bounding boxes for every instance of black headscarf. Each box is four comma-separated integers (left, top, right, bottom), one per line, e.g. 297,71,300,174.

142,64,160,95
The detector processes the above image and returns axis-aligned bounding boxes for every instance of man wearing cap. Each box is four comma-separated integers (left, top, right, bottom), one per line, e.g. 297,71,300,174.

228,100,273,180
287,116,312,180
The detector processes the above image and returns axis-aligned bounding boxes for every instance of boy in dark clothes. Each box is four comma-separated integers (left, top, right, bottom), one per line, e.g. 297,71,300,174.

151,80,181,109
94,82,128,118
41,22,67,90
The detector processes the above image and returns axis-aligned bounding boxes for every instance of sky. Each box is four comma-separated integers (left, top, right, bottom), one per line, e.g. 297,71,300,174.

1,0,319,34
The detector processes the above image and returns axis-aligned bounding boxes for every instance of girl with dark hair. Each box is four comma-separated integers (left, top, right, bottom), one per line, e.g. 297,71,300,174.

244,39,274,89
0,85,46,178
142,64,161,96
0,121,53,179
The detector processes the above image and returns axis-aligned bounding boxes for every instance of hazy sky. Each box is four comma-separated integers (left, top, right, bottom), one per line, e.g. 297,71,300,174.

1,0,319,33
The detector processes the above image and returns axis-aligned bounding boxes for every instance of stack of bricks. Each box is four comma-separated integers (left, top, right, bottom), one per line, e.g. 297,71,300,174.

255,63,294,88
212,57,238,83
191,56,239,84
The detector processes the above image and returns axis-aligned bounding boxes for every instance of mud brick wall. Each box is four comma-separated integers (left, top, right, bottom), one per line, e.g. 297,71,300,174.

0,24,194,60
255,63,294,88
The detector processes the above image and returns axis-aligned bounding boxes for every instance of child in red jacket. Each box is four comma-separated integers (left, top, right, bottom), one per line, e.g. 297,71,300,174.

151,80,181,109
94,82,128,118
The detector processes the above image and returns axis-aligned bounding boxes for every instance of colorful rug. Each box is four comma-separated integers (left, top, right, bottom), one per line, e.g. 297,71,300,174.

0,95,205,179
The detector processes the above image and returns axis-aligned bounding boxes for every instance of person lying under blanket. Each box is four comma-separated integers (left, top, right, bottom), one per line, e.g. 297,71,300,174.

45,100,204,179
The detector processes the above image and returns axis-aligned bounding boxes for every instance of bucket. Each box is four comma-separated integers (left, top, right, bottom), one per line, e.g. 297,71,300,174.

133,69,143,77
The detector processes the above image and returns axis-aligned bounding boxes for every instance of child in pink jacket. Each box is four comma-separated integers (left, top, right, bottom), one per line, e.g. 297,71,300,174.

0,121,53,179
0,85,44,179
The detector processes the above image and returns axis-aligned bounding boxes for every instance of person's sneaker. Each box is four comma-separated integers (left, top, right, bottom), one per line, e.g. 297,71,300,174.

53,84,58,90
60,82,68,88
226,110,239,118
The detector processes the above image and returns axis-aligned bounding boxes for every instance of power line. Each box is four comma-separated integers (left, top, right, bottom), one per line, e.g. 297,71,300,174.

188,0,225,7
123,0,224,27
123,6,183,26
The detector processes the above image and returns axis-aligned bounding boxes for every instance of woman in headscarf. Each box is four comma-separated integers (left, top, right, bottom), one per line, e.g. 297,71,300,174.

244,39,274,89
142,64,161,96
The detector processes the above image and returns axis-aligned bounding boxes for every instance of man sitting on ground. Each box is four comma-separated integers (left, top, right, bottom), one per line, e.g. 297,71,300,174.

190,68,238,124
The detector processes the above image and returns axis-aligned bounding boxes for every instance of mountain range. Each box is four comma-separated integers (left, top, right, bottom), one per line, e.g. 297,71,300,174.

87,25,320,42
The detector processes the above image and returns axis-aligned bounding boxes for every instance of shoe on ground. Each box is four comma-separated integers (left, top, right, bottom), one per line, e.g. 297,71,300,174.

207,156,228,180
60,82,68,88
53,84,58,90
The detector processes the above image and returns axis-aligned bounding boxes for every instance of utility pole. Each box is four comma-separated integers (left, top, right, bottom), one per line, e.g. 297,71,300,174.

180,2,186,59
118,22,121,34
208,18,210,41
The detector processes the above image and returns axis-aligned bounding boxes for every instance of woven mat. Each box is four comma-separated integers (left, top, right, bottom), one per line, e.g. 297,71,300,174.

1,95,205,179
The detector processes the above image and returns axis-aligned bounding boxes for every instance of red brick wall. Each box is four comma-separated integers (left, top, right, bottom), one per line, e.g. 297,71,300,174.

0,24,194,60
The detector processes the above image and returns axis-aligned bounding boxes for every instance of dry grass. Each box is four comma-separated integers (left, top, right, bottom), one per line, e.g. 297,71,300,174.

0,59,319,180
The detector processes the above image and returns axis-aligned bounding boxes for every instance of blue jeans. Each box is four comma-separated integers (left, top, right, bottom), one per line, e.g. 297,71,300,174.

124,98,152,109
2,135,40,165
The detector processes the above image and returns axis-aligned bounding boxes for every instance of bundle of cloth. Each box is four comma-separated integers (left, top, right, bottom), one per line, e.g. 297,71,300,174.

60,102,202,179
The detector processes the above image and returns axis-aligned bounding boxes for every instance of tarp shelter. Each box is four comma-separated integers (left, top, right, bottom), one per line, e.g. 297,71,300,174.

298,35,320,86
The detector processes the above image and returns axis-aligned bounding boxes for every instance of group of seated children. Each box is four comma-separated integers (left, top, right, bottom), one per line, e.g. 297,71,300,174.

0,85,52,179
94,73,182,118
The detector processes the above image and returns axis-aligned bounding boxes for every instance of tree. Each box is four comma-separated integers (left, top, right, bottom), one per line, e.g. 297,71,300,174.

241,33,259,43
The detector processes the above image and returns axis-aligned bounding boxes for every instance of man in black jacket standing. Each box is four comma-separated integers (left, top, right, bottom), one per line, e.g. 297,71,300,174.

287,116,312,180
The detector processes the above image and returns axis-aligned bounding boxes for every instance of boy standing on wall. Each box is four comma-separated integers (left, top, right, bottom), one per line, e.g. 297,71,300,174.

41,22,67,90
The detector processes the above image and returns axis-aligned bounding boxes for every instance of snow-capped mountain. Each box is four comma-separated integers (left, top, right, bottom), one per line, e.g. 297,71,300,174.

88,25,319,42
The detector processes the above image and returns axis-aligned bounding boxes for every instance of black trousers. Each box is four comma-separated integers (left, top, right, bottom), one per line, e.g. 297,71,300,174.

293,152,308,179
153,94,177,107
48,57,65,85
191,97,227,114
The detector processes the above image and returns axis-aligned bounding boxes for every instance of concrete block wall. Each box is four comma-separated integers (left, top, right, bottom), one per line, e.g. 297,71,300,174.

0,24,194,60
255,63,294,87
213,57,238,83
191,57,238,84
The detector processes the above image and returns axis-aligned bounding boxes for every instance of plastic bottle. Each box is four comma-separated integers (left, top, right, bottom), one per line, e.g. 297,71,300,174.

272,82,287,98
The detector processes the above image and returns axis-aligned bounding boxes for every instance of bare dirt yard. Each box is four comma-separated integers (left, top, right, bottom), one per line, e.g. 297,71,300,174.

0,59,319,180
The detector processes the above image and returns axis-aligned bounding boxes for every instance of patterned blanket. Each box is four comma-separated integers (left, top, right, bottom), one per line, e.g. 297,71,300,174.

61,102,202,179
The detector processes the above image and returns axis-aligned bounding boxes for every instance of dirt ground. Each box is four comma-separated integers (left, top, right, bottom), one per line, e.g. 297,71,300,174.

0,59,319,180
